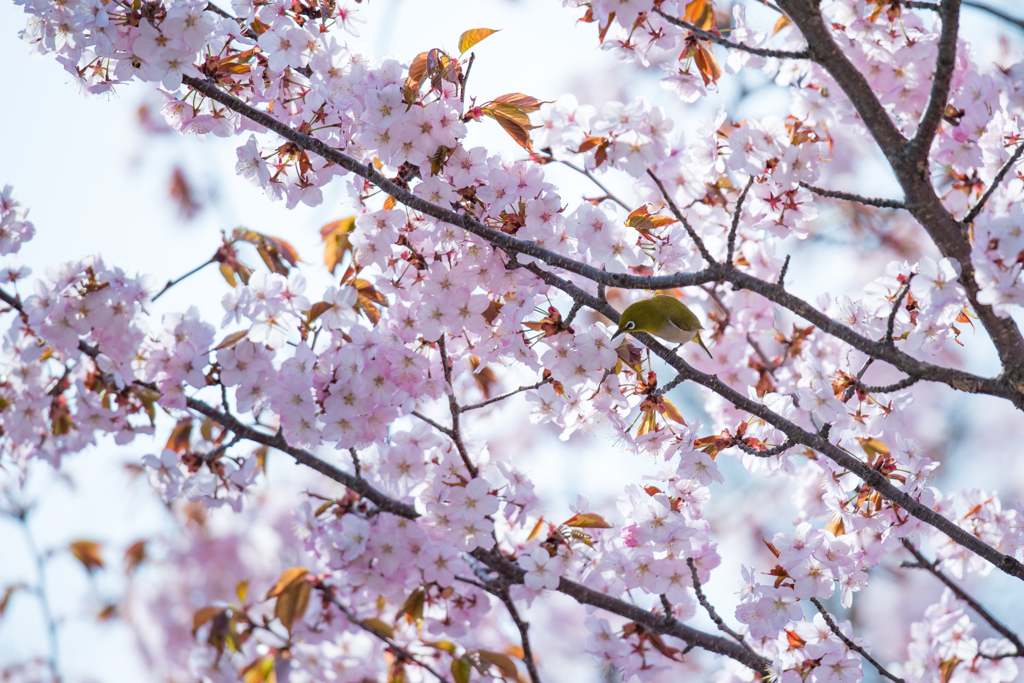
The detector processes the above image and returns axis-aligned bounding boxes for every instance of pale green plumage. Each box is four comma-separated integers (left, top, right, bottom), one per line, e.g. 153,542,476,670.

611,295,713,359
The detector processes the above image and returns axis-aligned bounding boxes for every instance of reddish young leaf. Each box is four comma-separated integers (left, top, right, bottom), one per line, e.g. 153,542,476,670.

69,540,105,572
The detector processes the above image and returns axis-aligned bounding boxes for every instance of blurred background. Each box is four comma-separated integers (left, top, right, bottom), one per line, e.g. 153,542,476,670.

2,0,1024,680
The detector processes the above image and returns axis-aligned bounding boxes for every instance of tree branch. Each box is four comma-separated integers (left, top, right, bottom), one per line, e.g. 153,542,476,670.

777,0,1024,397
160,81,1024,408
470,547,771,674
519,263,1024,581
726,176,755,267
324,591,452,683
653,9,811,60
687,558,756,655
900,539,1024,657
962,141,1024,225
809,597,905,683
459,378,551,414
437,336,478,478
647,169,716,266
497,588,542,683
963,0,1024,31
799,182,905,210
909,0,962,161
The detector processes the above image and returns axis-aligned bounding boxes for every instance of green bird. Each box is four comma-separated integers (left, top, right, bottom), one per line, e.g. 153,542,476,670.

611,295,714,359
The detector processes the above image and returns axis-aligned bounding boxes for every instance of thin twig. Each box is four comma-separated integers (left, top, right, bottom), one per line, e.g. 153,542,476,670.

410,410,453,436
460,378,551,413
555,157,630,210
498,588,542,683
647,169,716,265
799,182,905,210
901,539,1024,657
776,254,790,287
885,279,913,348
437,336,478,477
151,259,214,302
962,142,1024,225
844,357,876,403
563,300,585,327
963,0,1024,31
809,597,905,683
726,176,755,268
686,558,757,656
349,448,362,479
326,592,451,683
17,514,63,683
653,9,812,59
460,52,476,103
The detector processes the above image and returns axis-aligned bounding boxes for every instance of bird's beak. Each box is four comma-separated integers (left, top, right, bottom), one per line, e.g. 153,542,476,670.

611,327,624,339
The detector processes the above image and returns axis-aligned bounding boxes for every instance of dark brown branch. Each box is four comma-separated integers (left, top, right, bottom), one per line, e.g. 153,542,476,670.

856,375,921,393
459,378,551,413
726,175,755,267
348,447,362,479
653,9,811,60
184,397,419,518
735,436,798,458
963,0,1024,31
325,592,451,683
809,597,905,683
901,539,1024,657
687,558,756,655
167,80,1023,407
647,170,716,265
777,0,1024,400
799,182,905,210
909,0,962,162
151,259,214,302
437,336,478,478
497,588,542,683
962,142,1024,225
460,52,476,103
470,548,771,674
885,279,912,348
520,263,1024,581
776,254,790,287
555,157,630,210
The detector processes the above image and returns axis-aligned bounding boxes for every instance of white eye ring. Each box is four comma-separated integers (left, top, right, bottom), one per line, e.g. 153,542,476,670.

626,321,635,330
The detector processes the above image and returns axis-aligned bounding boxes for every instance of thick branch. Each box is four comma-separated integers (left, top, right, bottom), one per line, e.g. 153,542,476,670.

909,0,962,161
470,548,771,674
160,82,1023,407
777,0,1024,396
522,264,1024,581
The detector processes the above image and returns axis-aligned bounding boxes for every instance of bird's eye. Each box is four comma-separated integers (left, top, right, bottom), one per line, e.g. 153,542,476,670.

626,321,635,330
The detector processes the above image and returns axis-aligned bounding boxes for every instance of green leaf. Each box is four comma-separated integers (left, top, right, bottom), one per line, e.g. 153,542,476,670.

458,28,500,55
451,657,472,683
